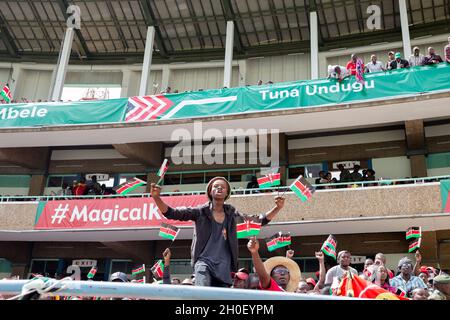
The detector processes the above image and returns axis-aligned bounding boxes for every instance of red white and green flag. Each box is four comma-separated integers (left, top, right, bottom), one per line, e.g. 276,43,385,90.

289,176,315,202
236,217,262,239
321,235,337,260
257,173,281,189
440,180,450,212
151,260,164,279
159,222,179,241
408,238,422,253
266,232,291,252
1,84,12,103
406,227,421,240
157,159,169,177
136,276,146,284
132,264,146,276
113,177,146,195
87,267,97,279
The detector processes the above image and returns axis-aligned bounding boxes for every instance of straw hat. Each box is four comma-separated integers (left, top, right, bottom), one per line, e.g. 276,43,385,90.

263,256,301,292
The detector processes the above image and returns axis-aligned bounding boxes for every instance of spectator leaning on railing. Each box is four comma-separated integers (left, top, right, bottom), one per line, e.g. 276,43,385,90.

422,47,443,65
409,47,424,67
445,36,450,63
389,52,410,69
327,65,350,82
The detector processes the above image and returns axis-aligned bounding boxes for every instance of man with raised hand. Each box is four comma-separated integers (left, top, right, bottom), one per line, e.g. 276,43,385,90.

150,176,285,288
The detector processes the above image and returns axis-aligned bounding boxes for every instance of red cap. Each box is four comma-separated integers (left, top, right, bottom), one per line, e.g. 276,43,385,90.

306,278,317,286
233,272,249,281
420,266,428,274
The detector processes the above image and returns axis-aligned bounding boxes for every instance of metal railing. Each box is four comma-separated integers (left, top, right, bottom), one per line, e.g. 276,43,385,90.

0,279,357,300
0,174,448,203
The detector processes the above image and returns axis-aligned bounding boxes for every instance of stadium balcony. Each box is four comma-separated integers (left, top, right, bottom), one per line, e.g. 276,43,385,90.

1,64,450,148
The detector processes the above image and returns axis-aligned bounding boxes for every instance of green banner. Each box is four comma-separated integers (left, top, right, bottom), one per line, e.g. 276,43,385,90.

1,63,450,128
0,98,126,128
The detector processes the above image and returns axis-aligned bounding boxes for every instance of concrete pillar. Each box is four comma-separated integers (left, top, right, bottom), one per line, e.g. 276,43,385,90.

120,69,132,98
410,155,427,178
310,11,319,80
160,65,170,93
238,59,247,86
139,26,156,96
9,64,22,99
420,231,439,266
50,28,75,101
146,172,159,192
29,174,47,196
399,0,412,58
405,120,427,177
223,21,234,88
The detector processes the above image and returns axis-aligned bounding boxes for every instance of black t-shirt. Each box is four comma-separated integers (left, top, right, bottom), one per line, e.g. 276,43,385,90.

198,216,232,285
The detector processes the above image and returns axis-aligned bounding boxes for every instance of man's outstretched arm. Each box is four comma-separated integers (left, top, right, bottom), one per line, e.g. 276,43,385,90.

151,183,198,221
247,237,271,289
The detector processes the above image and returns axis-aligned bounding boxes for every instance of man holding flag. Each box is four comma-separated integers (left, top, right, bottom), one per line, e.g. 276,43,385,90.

151,176,285,287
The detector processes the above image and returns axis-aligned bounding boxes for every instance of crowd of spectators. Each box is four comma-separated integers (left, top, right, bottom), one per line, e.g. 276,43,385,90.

328,36,450,81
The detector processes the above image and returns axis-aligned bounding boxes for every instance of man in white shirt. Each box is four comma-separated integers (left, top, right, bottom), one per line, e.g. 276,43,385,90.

324,250,358,291
409,47,424,67
365,54,385,73
327,65,350,82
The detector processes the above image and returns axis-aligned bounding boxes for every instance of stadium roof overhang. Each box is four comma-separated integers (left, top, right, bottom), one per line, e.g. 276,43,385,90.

1,213,449,242
0,0,449,64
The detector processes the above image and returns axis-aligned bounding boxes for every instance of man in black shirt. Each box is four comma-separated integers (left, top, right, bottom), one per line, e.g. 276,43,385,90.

151,177,285,287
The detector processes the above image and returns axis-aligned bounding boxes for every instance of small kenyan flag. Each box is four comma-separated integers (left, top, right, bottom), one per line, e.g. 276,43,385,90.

1,84,12,103
406,227,421,240
266,235,280,252
257,173,281,189
157,159,169,177
321,235,337,260
236,216,261,239
395,287,407,298
113,177,146,195
87,266,97,279
159,223,179,241
136,276,146,284
132,264,146,276
408,238,421,253
289,176,315,202
151,260,164,279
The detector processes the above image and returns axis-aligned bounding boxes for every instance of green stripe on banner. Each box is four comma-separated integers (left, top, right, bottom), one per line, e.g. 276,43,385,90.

440,180,450,212
34,201,48,225
2,64,450,128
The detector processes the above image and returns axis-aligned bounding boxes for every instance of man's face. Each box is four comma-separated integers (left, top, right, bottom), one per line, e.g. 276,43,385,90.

172,278,181,285
389,53,394,60
412,288,429,300
296,281,309,294
414,49,420,56
429,48,435,55
339,252,351,268
375,254,385,265
271,265,290,289
419,272,428,284
400,261,413,276
378,266,388,281
211,180,228,200
371,55,377,63
233,278,246,289
364,259,374,269
247,277,260,290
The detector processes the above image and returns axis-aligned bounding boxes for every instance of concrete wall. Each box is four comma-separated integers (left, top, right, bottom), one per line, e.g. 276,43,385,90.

0,183,441,231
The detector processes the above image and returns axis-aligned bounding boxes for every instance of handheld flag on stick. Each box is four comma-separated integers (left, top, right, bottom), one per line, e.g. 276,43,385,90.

156,159,169,185
355,58,365,84
321,235,337,260
151,260,164,279
136,276,146,284
257,173,281,189
159,223,180,241
266,232,292,252
113,177,146,195
132,264,146,276
87,267,97,279
406,227,421,240
1,84,12,103
236,216,262,239
408,238,422,253
289,176,315,202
